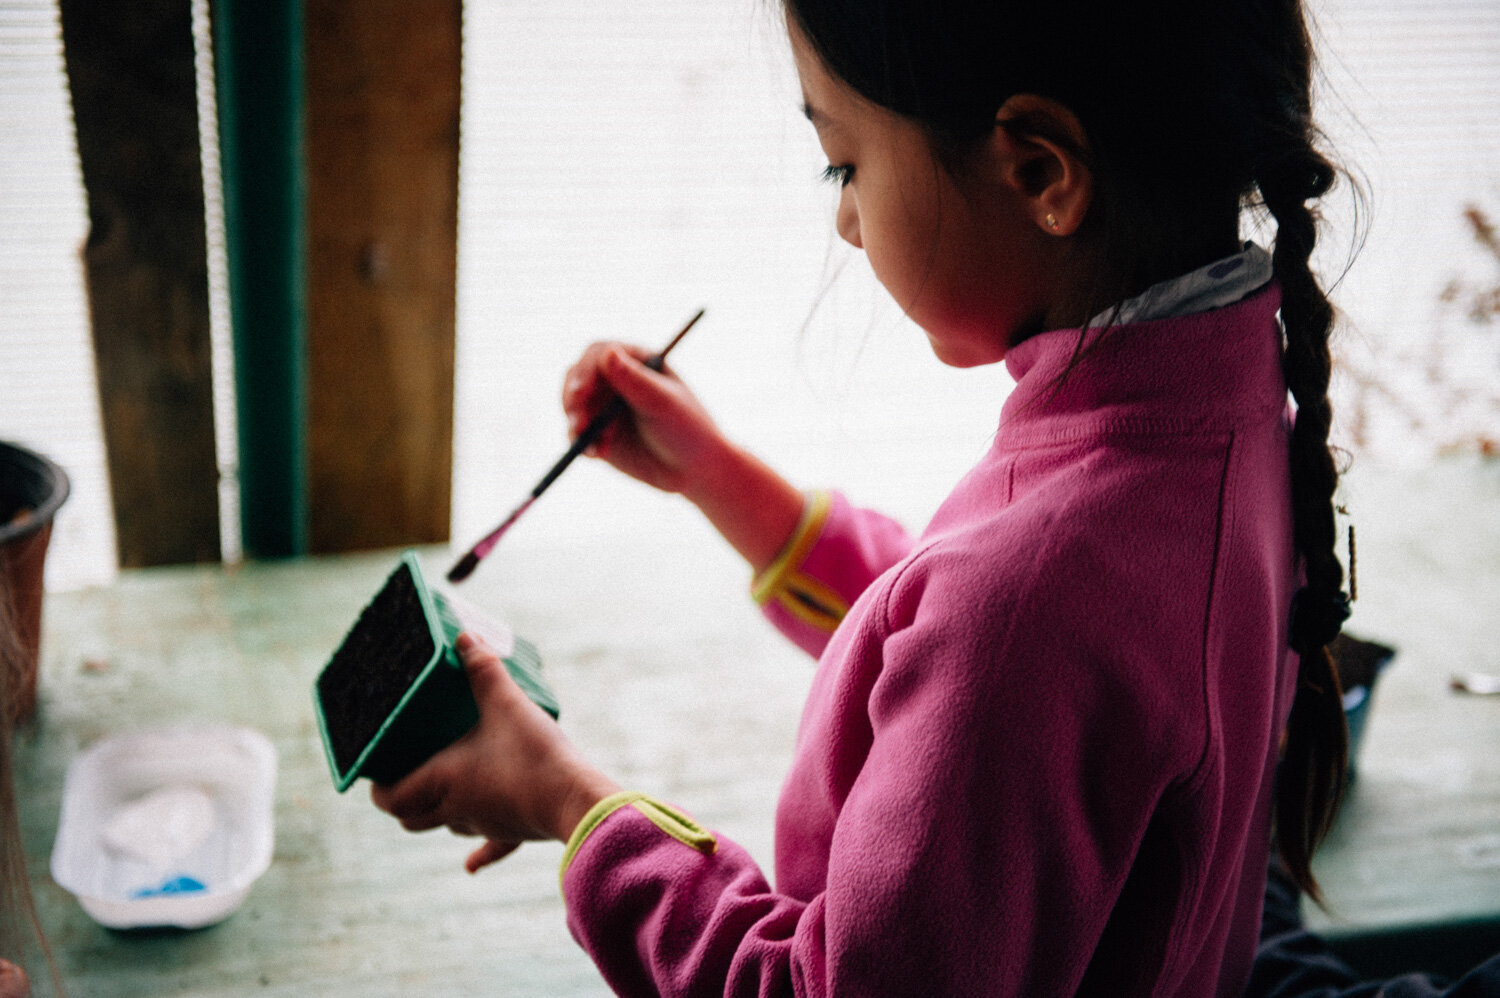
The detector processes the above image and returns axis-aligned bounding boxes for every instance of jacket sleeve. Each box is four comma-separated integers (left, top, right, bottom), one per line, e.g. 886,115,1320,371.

560,793,807,998
750,491,914,659
560,550,1176,997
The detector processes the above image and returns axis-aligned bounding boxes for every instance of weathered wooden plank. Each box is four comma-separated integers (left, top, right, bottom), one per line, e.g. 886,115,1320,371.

59,0,221,568
304,0,460,553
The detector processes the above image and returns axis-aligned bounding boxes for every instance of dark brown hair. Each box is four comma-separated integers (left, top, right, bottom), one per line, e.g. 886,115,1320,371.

785,0,1352,898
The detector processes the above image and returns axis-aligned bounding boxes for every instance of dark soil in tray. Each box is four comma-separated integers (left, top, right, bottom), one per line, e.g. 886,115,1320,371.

317,563,436,775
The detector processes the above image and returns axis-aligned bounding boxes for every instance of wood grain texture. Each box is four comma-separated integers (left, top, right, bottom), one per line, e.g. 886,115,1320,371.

304,0,460,553
59,0,221,568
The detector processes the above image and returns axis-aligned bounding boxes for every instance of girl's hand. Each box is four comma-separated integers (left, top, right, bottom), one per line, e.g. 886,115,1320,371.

370,633,620,873
564,340,806,575
562,341,724,494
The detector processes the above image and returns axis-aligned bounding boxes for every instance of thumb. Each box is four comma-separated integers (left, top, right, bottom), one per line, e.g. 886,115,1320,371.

454,632,514,699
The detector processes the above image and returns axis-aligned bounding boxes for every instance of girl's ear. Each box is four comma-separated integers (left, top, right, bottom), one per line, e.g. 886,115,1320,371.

990,94,1093,237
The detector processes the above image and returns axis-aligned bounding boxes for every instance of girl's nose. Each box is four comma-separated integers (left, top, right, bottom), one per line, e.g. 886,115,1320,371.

835,186,861,249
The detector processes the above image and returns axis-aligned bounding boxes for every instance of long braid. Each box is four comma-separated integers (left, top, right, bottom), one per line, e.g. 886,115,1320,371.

1255,0,1351,903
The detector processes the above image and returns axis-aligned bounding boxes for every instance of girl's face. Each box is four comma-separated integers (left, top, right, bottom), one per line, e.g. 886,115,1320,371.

790,21,1059,367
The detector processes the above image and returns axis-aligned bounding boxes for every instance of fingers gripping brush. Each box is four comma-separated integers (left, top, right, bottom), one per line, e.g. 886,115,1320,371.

446,309,705,583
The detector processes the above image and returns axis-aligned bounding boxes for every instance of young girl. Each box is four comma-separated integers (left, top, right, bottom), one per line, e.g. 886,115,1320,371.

373,0,1355,992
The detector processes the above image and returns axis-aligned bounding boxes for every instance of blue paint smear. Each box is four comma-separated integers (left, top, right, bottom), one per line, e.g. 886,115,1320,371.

132,875,208,899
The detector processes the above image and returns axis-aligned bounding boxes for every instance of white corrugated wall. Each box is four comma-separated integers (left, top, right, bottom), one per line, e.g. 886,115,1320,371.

2,0,1497,590
0,0,114,589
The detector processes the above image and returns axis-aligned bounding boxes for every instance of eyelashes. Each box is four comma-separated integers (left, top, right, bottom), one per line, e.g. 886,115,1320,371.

820,164,854,188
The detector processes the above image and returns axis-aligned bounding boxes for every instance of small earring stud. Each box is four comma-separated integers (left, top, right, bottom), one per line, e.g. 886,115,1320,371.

1045,212,1060,231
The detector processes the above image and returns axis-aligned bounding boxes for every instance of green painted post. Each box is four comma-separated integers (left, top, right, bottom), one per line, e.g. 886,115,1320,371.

213,0,308,558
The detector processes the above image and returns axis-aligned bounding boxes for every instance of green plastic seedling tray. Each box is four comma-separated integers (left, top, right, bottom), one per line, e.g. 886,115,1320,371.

314,550,559,792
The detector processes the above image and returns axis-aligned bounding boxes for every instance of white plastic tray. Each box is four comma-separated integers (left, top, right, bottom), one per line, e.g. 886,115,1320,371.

50,725,276,930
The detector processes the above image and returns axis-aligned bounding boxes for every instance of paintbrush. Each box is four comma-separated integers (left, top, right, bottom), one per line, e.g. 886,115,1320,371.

446,308,705,583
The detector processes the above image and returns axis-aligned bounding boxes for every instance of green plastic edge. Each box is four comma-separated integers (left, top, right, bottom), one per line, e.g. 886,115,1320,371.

314,551,559,793
427,589,561,721
314,553,442,792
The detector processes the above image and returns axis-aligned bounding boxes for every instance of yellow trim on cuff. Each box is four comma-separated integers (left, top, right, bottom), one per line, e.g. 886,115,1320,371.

559,791,717,891
772,570,848,633
561,791,642,881
752,491,831,601
752,491,847,633
752,490,832,605
633,798,716,855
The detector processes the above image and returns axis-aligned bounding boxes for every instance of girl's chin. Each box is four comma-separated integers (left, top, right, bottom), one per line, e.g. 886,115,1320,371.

923,327,1009,369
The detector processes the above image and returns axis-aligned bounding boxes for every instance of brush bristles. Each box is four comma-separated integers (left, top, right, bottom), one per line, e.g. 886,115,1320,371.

446,551,480,584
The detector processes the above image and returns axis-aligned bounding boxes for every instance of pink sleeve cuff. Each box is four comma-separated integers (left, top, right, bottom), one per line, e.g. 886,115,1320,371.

752,491,849,640
752,490,914,658
560,791,717,894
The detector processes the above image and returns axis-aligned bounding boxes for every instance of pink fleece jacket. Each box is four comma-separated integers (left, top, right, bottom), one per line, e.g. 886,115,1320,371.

561,285,1299,997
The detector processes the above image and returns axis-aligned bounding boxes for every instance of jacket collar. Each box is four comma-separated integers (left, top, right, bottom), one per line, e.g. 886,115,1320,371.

1000,282,1287,443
